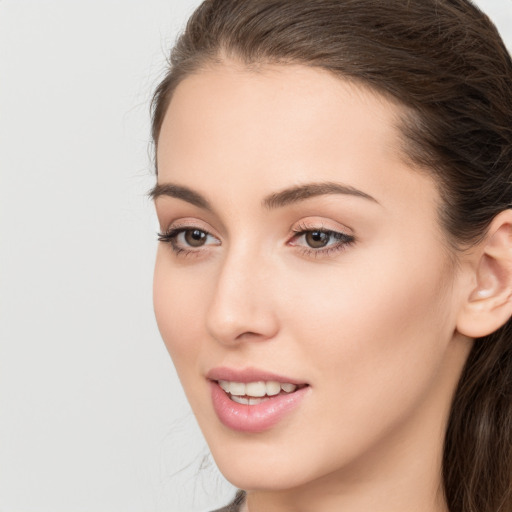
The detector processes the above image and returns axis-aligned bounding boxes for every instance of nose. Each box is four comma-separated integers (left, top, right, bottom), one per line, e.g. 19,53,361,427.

205,248,280,346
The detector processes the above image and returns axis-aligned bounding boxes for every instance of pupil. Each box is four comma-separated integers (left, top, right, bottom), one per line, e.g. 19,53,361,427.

185,229,206,247
306,231,329,248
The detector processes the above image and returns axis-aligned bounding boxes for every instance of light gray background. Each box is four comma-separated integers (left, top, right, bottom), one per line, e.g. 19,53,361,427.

1,1,511,511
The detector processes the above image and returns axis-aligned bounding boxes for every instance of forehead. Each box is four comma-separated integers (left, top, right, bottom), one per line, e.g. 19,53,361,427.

157,62,405,169
156,62,439,220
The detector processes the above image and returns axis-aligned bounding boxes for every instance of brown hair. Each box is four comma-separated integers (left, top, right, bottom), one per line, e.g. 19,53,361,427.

151,1,512,510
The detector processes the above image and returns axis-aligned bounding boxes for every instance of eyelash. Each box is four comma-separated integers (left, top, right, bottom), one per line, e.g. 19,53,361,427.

157,224,355,258
157,226,219,257
290,222,355,258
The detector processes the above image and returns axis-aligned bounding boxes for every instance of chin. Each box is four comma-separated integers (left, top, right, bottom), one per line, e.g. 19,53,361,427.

214,457,308,492
205,430,342,493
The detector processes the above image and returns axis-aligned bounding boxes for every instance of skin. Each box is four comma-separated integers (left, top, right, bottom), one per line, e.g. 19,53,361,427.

152,63,476,512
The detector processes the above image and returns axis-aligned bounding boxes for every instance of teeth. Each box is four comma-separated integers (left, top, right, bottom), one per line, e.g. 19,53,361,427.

218,380,298,398
229,381,245,395
266,381,281,396
231,396,269,405
245,381,266,397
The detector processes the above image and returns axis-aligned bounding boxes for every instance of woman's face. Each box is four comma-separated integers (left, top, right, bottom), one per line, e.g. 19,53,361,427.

153,64,471,493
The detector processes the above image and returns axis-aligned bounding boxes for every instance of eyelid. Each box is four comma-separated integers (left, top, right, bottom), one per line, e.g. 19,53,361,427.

160,217,220,237
287,218,356,257
157,218,222,257
290,217,354,237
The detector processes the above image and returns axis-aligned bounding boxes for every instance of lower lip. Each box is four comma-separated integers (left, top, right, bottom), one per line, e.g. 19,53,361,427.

210,381,309,433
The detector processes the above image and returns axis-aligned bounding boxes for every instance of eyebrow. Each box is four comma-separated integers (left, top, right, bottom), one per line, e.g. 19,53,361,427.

149,181,378,210
263,182,379,209
149,183,212,210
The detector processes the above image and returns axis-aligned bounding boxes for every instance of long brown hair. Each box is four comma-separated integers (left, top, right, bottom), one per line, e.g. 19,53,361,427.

151,1,512,510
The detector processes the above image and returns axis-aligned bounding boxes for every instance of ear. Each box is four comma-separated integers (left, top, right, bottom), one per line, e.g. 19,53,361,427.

457,210,512,338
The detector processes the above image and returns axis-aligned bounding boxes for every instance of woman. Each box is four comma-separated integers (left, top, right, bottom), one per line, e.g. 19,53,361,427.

150,1,512,511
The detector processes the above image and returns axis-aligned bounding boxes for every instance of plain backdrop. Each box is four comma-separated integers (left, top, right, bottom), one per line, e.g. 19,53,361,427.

1,1,511,511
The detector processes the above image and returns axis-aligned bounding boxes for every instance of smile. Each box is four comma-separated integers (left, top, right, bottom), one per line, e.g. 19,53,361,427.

218,380,299,404
207,368,310,432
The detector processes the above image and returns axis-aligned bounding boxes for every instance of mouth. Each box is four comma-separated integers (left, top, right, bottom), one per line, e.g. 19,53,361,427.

207,368,310,432
216,380,308,405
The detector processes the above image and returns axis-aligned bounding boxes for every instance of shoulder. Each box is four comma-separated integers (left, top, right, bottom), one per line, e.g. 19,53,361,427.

211,490,246,512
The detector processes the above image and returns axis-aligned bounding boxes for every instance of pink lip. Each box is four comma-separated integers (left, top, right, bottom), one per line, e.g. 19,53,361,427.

207,367,310,433
206,366,306,385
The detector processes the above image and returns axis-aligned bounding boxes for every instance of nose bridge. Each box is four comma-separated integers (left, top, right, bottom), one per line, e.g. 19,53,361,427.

206,240,279,344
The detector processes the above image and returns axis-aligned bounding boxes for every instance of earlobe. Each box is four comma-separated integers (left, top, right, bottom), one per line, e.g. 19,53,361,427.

457,210,512,338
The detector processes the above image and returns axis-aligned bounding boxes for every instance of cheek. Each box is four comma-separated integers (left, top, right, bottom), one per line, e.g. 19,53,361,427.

283,243,456,411
153,250,205,369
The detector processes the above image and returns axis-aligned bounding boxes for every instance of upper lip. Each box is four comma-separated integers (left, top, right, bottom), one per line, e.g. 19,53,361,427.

206,366,308,385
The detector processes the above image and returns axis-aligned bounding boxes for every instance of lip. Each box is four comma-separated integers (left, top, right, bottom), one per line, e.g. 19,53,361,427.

206,366,307,385
207,366,310,433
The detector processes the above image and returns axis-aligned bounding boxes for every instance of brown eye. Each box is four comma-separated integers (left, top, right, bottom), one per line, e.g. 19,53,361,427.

184,229,207,247
305,231,330,248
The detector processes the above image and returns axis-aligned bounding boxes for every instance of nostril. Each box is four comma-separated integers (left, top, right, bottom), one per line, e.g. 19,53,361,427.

235,330,270,341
